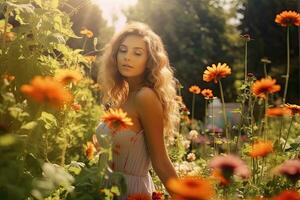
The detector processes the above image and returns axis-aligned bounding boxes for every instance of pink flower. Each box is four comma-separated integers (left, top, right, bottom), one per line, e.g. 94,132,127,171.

273,159,300,183
209,154,250,180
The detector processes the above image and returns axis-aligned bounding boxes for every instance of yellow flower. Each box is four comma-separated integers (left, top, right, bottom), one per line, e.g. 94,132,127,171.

189,85,201,94
167,176,214,200
80,28,94,38
275,10,300,27
84,55,96,64
101,108,133,132
252,77,280,98
55,69,82,85
203,63,231,83
20,76,73,109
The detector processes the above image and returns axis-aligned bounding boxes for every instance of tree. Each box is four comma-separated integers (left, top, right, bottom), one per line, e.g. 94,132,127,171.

238,0,299,103
125,0,240,119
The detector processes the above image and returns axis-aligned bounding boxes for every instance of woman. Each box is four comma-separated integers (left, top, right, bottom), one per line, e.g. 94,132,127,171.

96,22,179,199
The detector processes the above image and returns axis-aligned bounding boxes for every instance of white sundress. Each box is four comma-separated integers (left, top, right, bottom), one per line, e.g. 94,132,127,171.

96,123,156,200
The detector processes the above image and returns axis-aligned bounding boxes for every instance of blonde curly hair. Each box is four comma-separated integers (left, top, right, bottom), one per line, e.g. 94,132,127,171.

97,22,179,135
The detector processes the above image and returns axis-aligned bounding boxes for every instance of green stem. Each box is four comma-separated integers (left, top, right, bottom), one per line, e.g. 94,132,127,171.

282,115,295,151
250,97,256,138
283,26,290,104
191,93,195,119
252,158,255,183
204,99,207,126
82,37,88,52
219,80,229,153
260,157,265,181
263,63,268,77
278,116,284,149
211,99,217,155
244,40,248,82
1,10,9,49
263,95,269,140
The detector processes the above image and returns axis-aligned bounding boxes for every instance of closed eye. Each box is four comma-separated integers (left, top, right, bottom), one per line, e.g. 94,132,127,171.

119,45,127,53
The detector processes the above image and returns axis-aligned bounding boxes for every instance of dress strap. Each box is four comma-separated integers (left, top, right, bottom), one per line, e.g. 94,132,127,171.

136,129,144,135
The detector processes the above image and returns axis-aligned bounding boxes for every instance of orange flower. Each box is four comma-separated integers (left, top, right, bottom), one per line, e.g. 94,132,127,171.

101,108,133,132
189,85,201,94
273,190,300,200
167,176,214,200
80,28,94,38
211,169,230,186
275,11,300,27
20,76,73,109
2,32,16,42
252,77,280,98
266,107,291,117
249,141,273,158
128,193,151,200
203,63,231,83
201,89,213,99
85,141,96,160
55,69,82,85
2,74,15,81
71,103,81,112
285,104,300,115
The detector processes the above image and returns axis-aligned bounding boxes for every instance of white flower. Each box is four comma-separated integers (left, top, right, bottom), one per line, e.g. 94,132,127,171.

189,130,199,140
182,140,190,149
187,153,196,161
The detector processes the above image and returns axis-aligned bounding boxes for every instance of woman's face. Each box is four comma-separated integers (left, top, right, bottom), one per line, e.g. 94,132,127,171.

117,35,148,78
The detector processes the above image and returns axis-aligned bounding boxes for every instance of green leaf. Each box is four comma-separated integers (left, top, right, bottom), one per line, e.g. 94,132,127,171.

34,0,42,8
21,121,38,130
93,38,98,49
50,0,59,9
6,2,34,13
110,186,120,195
0,135,16,146
8,106,29,120
38,112,57,129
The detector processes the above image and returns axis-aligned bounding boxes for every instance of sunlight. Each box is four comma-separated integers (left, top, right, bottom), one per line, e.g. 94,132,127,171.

91,0,138,31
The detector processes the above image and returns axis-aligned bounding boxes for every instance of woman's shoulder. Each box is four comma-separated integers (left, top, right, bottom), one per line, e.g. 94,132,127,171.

135,87,158,100
134,87,162,109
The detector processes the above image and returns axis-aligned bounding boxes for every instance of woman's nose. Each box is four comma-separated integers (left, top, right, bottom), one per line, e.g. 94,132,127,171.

124,52,131,61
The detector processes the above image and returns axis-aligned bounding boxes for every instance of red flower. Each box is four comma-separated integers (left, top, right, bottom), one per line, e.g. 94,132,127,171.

128,193,151,200
273,190,300,200
152,191,164,200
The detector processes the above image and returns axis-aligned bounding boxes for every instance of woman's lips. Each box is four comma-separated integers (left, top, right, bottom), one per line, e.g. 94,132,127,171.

122,64,133,68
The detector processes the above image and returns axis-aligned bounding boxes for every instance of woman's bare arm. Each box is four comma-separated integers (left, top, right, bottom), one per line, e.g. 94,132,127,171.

135,87,178,194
